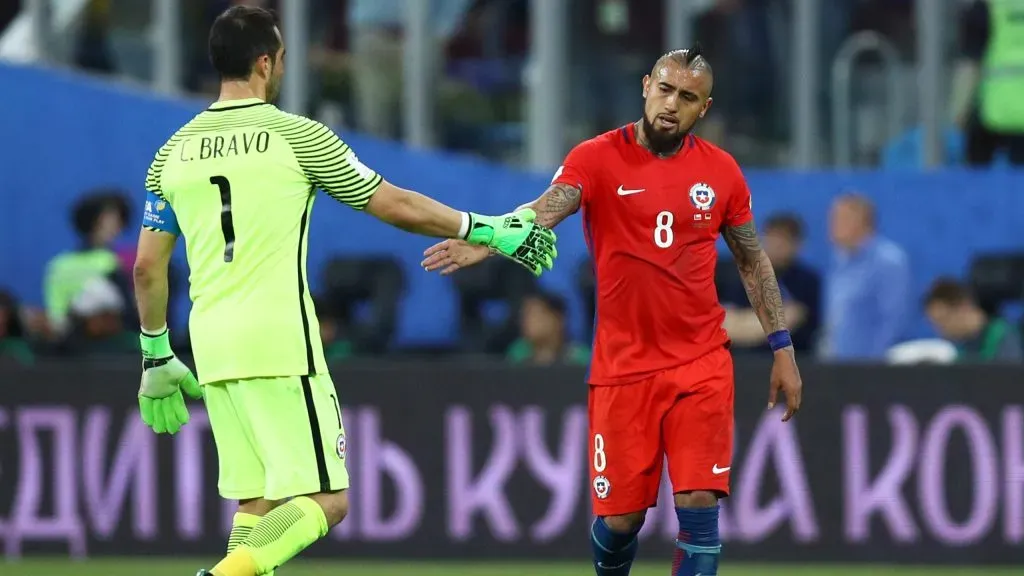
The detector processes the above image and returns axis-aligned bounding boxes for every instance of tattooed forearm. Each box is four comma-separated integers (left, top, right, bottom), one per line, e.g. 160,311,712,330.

722,221,788,335
519,183,582,229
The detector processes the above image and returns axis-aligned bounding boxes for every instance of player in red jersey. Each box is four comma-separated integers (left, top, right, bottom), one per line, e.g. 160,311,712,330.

422,45,802,576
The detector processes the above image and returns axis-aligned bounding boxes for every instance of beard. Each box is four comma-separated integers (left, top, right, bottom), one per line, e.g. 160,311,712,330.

264,60,282,103
641,113,695,156
266,77,281,103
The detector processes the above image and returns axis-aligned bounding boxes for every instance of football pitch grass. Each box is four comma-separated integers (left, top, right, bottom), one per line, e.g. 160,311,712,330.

4,560,1020,576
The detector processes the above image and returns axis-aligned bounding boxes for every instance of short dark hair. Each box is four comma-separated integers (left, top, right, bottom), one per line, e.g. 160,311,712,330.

924,277,974,308
72,189,130,239
764,213,805,241
526,291,568,318
653,42,714,82
208,6,281,81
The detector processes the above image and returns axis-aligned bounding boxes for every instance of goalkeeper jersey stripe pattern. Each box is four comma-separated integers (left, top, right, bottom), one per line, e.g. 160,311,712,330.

144,98,382,384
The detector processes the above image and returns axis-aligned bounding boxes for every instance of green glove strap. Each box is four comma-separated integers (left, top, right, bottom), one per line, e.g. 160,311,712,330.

140,328,173,360
464,213,497,246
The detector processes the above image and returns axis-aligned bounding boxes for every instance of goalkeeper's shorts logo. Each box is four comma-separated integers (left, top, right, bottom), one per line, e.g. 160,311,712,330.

335,433,347,460
593,475,611,500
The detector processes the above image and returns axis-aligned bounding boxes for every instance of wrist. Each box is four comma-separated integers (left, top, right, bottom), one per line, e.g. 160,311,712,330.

464,213,495,246
767,329,792,352
141,324,167,336
457,211,471,240
140,327,173,359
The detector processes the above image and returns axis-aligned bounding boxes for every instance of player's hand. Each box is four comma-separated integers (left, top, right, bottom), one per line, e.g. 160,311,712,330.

463,209,558,277
138,329,203,435
768,347,802,422
421,239,492,275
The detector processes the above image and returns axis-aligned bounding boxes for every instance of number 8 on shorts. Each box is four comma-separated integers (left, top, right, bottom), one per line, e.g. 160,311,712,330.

591,433,612,501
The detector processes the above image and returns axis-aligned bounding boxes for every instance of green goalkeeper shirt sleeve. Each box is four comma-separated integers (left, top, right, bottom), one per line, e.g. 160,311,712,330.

280,117,383,209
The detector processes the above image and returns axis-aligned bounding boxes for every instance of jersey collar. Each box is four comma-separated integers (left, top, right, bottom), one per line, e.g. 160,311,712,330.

207,98,270,112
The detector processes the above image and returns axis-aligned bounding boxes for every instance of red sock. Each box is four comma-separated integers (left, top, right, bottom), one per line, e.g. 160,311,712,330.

671,531,685,574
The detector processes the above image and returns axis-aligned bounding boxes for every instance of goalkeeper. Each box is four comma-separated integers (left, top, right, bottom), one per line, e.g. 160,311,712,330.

132,6,556,576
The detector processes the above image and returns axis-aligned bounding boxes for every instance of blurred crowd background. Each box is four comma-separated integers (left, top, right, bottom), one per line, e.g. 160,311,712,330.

6,0,1012,168
1,0,1023,369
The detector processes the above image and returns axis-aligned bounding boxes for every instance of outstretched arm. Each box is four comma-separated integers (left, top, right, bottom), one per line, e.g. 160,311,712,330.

280,118,554,274
721,221,788,338
364,180,468,238
368,180,557,276
421,183,581,274
282,118,467,238
287,119,553,262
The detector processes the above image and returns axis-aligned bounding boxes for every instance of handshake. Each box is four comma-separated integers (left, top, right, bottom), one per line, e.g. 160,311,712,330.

423,208,559,277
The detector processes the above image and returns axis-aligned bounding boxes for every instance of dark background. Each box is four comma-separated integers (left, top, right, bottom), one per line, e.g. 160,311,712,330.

1,360,1021,565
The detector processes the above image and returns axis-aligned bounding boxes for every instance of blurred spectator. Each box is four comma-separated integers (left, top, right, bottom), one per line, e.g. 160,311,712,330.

315,297,354,362
719,213,820,352
822,193,910,361
347,0,473,138
43,189,136,337
924,277,1023,362
849,0,914,57
455,256,537,354
74,0,116,74
0,1,20,35
0,289,34,366
103,0,154,82
953,0,1024,166
506,291,590,366
760,214,821,349
59,276,137,356
319,257,405,356
713,0,779,142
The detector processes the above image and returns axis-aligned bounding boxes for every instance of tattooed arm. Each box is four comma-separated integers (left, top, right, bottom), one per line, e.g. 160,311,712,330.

721,221,789,339
515,183,583,229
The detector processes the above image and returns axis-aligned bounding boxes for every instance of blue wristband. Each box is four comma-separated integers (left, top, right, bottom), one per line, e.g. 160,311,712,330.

767,330,792,351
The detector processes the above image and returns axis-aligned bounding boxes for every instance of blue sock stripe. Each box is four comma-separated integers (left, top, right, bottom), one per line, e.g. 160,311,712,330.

590,522,615,554
675,541,722,554
591,517,640,576
674,506,721,576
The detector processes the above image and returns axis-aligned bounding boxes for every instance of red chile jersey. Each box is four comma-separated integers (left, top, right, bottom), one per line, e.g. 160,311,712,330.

554,124,754,385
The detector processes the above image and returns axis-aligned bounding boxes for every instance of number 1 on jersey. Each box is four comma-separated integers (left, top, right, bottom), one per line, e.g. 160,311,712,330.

210,176,236,262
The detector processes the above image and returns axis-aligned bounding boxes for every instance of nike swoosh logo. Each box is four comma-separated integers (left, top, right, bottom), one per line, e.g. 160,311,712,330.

712,465,731,475
617,186,645,196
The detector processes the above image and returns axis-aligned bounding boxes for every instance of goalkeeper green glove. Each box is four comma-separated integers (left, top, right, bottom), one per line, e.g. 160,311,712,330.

138,328,203,435
464,208,558,276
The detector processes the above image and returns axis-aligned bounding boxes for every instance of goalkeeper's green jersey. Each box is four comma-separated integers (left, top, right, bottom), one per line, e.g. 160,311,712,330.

142,98,382,384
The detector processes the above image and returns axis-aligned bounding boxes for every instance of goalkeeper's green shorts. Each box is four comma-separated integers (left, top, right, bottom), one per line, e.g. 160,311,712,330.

204,374,350,501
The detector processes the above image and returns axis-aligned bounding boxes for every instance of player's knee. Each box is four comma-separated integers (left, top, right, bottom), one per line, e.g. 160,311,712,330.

308,489,349,527
674,490,719,509
601,511,647,534
237,497,284,516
